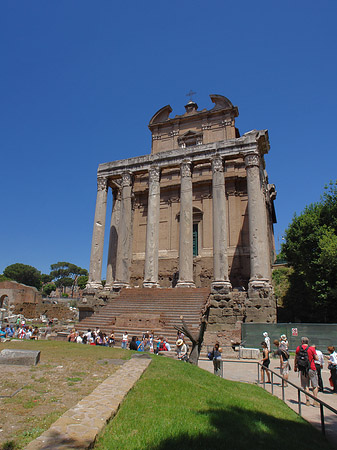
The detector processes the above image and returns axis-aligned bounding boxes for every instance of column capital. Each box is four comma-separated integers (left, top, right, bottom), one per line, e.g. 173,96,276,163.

121,171,132,187
244,152,260,169
149,166,160,183
97,177,108,191
211,155,224,173
180,159,192,178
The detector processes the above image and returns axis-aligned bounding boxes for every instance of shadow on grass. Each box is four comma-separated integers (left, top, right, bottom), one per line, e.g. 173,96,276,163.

17,430,88,450
147,403,332,450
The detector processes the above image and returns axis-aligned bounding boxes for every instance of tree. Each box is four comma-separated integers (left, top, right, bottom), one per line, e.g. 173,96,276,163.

281,181,337,322
77,275,88,290
50,262,88,297
3,263,42,289
42,283,57,297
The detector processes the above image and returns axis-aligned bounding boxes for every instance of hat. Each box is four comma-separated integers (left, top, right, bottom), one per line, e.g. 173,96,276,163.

263,332,268,337
280,334,287,340
176,339,183,346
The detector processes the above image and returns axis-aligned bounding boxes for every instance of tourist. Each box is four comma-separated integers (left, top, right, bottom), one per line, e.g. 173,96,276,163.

5,325,14,338
280,334,289,350
164,338,171,351
274,339,290,387
262,332,270,351
294,337,319,406
108,330,115,347
176,339,188,361
0,326,6,341
129,336,139,351
67,329,77,342
25,327,33,339
211,342,222,375
31,326,39,340
327,346,337,393
260,341,271,384
76,332,83,344
121,331,128,349
154,336,167,353
312,345,324,392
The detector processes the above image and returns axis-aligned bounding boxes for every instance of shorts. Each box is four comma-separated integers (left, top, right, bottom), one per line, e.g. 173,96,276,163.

280,361,289,376
300,369,318,389
263,359,270,368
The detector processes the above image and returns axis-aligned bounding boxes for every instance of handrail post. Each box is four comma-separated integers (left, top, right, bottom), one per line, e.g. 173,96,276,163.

282,378,285,402
298,390,302,416
257,362,260,384
221,360,223,378
271,372,274,395
320,403,325,435
263,367,265,389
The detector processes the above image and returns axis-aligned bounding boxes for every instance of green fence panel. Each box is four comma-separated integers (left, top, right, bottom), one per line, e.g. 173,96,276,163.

241,323,337,353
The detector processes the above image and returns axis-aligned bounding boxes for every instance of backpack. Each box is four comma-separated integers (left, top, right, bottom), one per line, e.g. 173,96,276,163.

297,345,310,374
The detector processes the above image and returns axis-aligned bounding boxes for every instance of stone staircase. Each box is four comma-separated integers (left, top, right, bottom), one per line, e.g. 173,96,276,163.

77,288,210,345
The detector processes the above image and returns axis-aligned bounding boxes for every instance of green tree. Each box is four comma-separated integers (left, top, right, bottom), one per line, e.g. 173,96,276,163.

3,263,42,289
77,275,88,290
281,181,337,322
50,262,88,297
42,283,57,297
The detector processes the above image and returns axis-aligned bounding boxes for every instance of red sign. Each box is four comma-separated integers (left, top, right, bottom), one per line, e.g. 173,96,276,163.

292,328,298,337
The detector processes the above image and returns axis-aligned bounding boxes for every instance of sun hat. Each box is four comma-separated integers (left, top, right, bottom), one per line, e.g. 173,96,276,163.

263,332,268,337
176,339,183,346
280,334,287,340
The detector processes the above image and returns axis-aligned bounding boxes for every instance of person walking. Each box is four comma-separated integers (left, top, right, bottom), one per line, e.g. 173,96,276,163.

260,341,271,383
263,332,270,351
211,342,222,376
327,346,337,392
294,337,319,406
312,344,324,392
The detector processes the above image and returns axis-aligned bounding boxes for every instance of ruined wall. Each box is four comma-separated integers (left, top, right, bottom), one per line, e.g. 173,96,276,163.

0,280,42,307
13,302,77,321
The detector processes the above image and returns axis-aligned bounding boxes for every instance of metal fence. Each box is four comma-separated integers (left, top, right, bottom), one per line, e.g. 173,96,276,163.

200,357,337,437
241,323,337,351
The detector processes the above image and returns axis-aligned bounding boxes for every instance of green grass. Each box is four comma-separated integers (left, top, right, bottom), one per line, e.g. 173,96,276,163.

95,357,333,450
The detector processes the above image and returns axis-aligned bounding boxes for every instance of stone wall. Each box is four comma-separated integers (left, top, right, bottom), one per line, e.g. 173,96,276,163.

205,286,276,345
13,302,77,321
0,280,42,307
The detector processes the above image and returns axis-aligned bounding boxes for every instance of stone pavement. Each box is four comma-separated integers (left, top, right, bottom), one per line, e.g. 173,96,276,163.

199,357,337,448
25,355,151,450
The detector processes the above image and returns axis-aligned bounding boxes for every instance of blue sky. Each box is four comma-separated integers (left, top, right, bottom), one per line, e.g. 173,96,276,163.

1,1,336,277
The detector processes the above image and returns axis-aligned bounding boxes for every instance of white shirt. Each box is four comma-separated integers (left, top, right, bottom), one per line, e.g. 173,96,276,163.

315,349,324,367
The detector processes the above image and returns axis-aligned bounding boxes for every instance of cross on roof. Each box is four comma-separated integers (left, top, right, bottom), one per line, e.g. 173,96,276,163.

186,90,197,102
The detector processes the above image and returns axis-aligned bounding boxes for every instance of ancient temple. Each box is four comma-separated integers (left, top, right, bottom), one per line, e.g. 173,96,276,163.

84,94,277,330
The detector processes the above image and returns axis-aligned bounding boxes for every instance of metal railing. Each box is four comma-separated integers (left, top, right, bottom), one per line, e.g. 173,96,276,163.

199,357,337,436
257,362,337,435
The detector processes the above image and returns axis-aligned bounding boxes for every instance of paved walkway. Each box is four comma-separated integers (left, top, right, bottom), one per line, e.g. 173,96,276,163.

199,357,337,449
25,355,152,450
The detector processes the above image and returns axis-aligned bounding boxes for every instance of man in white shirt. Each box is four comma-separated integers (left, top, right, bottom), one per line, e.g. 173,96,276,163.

312,345,324,392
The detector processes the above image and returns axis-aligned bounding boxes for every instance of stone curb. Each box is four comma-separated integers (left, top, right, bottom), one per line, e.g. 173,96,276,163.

25,356,152,450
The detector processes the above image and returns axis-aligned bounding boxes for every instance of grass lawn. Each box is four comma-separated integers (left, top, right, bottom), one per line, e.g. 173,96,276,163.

95,357,334,450
0,340,130,449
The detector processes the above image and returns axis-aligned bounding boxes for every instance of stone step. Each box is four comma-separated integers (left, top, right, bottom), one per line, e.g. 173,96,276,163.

78,287,210,343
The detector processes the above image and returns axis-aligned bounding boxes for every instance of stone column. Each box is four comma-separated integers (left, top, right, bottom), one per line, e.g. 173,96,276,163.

105,188,121,290
113,172,133,289
143,166,160,288
245,152,271,288
87,177,108,289
176,160,195,288
211,155,232,290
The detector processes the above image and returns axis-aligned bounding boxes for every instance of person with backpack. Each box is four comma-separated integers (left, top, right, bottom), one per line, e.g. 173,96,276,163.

294,337,319,406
